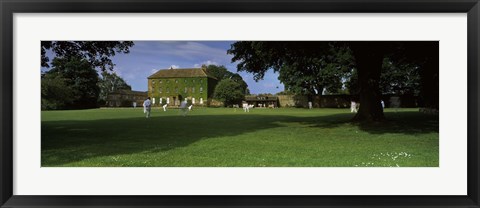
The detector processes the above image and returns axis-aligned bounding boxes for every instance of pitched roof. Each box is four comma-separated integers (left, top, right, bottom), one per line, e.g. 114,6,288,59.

148,68,217,79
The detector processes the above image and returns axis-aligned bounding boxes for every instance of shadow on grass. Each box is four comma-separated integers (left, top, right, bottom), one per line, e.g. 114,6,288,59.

41,111,438,166
300,112,439,135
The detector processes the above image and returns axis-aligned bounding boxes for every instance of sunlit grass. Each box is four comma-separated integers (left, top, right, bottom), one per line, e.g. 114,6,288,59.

41,107,438,167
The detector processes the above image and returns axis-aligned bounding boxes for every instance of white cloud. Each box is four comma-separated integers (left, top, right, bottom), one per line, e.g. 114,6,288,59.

151,68,159,74
194,60,219,68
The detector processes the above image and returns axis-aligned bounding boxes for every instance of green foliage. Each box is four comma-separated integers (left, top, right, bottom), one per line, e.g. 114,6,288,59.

47,57,100,109
206,64,249,99
41,73,75,110
206,65,231,81
380,58,421,95
98,71,131,105
214,79,245,107
41,41,134,71
229,41,353,96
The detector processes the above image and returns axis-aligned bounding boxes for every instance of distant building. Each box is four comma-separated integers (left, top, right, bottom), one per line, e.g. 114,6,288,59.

106,90,148,107
245,95,279,108
147,66,218,106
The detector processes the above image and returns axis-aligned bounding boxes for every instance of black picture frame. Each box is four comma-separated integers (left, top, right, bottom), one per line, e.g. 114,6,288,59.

1,0,479,207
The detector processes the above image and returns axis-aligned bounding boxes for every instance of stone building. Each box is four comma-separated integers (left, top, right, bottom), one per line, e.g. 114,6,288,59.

245,95,279,108
106,90,148,107
147,66,218,106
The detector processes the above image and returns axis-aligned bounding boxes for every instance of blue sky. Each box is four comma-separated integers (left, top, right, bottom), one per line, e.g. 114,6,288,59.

106,41,283,94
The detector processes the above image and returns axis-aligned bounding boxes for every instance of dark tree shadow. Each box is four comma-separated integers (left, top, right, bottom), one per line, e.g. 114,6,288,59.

299,111,438,135
42,111,438,166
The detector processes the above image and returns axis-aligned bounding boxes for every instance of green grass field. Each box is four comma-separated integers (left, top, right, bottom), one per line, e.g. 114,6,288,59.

41,107,439,167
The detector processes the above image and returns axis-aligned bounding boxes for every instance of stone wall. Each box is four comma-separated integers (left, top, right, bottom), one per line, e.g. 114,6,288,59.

278,94,420,108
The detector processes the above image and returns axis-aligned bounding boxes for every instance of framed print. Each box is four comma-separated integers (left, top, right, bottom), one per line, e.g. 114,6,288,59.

1,0,479,207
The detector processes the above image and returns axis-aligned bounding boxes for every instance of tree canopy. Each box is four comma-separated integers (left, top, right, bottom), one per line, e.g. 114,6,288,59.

97,71,132,105
43,57,100,109
228,41,438,122
41,73,75,110
214,79,245,107
41,41,134,71
206,64,250,96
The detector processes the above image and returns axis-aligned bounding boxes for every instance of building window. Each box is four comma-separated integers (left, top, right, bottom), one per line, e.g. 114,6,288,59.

200,87,203,93
192,80,195,83
192,87,195,93
184,87,188,93
160,80,163,84
184,79,187,83
159,88,162,93
175,79,178,83
192,98,195,104
167,88,170,93
167,80,170,83
200,79,203,83
152,80,156,84
175,88,178,93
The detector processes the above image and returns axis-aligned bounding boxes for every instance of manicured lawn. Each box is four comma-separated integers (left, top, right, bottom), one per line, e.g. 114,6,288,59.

41,107,438,167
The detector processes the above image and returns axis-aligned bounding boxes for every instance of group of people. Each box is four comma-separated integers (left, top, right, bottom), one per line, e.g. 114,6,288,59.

142,97,192,118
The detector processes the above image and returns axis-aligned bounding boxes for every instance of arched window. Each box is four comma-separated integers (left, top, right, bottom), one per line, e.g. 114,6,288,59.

199,87,203,93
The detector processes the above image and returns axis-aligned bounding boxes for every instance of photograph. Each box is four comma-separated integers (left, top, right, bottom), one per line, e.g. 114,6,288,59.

2,0,479,206
41,41,439,167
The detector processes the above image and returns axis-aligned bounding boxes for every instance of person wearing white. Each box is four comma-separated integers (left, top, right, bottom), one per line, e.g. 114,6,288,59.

179,101,188,116
243,103,250,112
188,105,193,111
351,101,357,113
143,97,152,118
162,104,168,112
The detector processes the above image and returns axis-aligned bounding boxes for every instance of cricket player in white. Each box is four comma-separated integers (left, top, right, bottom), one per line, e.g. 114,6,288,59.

143,97,152,118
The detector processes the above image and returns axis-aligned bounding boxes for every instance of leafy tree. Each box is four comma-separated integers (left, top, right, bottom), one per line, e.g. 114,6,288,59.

229,73,249,95
228,41,354,110
47,57,100,109
278,44,353,98
41,73,75,110
390,42,439,109
229,41,437,121
206,65,231,81
41,41,134,71
98,71,132,105
206,64,250,97
214,79,245,107
380,58,421,95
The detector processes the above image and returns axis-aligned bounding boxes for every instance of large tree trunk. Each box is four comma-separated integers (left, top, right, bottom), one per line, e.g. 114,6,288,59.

350,42,386,122
418,42,439,110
